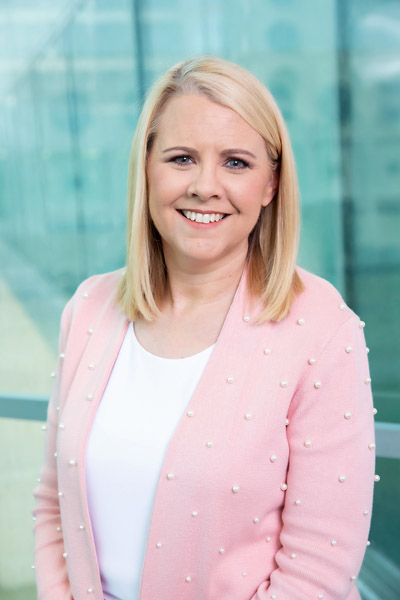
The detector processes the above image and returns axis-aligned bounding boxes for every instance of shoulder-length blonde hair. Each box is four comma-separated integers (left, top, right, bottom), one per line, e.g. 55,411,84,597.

117,56,303,322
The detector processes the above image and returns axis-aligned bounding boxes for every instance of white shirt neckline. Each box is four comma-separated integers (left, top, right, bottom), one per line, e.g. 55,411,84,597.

131,322,216,362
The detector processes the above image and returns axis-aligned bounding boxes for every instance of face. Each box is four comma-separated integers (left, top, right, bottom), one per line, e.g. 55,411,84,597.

146,94,277,271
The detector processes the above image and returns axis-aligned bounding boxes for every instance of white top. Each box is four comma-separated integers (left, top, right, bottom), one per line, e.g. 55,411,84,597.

85,322,214,600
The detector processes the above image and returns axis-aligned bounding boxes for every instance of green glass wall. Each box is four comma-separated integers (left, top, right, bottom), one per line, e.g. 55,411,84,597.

0,1,399,598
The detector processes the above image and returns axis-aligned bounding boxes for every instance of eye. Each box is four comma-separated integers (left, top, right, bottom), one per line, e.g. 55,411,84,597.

169,155,194,166
225,157,249,170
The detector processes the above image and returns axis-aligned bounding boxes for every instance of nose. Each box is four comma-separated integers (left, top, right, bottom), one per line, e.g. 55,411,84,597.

187,164,223,201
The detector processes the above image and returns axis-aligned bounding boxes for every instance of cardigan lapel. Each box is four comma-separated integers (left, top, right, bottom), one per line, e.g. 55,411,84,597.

138,269,272,597
57,294,129,600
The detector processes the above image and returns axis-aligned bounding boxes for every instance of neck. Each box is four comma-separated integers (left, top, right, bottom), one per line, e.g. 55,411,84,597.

162,252,247,315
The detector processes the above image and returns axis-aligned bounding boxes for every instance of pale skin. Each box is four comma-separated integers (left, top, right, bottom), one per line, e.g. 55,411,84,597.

135,94,278,358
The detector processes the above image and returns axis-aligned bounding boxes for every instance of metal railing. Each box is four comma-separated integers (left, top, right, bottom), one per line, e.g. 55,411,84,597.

1,393,399,459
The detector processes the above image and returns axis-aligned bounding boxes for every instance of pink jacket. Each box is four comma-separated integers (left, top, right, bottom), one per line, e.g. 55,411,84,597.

33,267,375,600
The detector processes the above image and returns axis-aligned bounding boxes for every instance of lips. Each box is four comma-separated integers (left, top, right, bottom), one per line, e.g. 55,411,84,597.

180,210,227,224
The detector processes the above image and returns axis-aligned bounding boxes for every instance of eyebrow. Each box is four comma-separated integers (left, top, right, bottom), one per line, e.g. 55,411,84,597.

162,146,194,154
162,146,257,159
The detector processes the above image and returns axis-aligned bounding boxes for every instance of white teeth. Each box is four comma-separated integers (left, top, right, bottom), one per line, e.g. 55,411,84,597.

182,210,225,223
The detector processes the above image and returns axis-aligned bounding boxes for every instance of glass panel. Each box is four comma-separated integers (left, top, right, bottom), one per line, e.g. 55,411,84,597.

0,418,45,600
371,457,400,561
0,262,59,397
342,0,400,425
358,456,400,599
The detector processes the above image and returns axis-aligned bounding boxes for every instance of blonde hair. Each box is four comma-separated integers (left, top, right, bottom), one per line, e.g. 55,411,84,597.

117,56,303,322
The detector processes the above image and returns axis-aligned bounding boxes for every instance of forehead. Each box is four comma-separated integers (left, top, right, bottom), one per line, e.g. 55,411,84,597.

154,94,266,149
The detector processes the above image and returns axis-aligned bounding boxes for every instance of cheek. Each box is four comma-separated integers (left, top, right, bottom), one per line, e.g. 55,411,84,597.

148,188,175,237
148,196,165,233
147,178,168,214
234,180,269,214
148,168,185,205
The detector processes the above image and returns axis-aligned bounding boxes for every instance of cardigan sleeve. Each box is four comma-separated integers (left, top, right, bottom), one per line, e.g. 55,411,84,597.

253,313,375,600
32,299,74,600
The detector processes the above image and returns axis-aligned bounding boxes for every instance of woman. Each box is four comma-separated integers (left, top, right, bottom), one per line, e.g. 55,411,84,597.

33,56,375,600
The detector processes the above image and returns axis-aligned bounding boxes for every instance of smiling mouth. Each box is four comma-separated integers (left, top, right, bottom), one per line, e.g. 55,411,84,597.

179,210,227,224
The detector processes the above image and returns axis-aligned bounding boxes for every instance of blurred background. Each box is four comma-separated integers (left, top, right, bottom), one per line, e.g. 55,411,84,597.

0,0,399,598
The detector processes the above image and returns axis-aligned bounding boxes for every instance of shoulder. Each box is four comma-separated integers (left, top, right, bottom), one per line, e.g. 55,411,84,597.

296,266,345,306
61,268,126,331
295,266,352,318
73,268,125,300
72,267,124,306
287,266,362,347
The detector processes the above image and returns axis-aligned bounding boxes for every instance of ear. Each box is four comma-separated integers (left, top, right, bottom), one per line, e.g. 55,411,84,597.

261,170,279,207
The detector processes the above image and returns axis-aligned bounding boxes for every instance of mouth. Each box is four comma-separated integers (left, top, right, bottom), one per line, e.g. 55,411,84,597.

178,209,228,224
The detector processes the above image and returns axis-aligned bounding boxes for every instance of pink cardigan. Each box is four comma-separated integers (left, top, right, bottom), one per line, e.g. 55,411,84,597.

33,267,375,600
